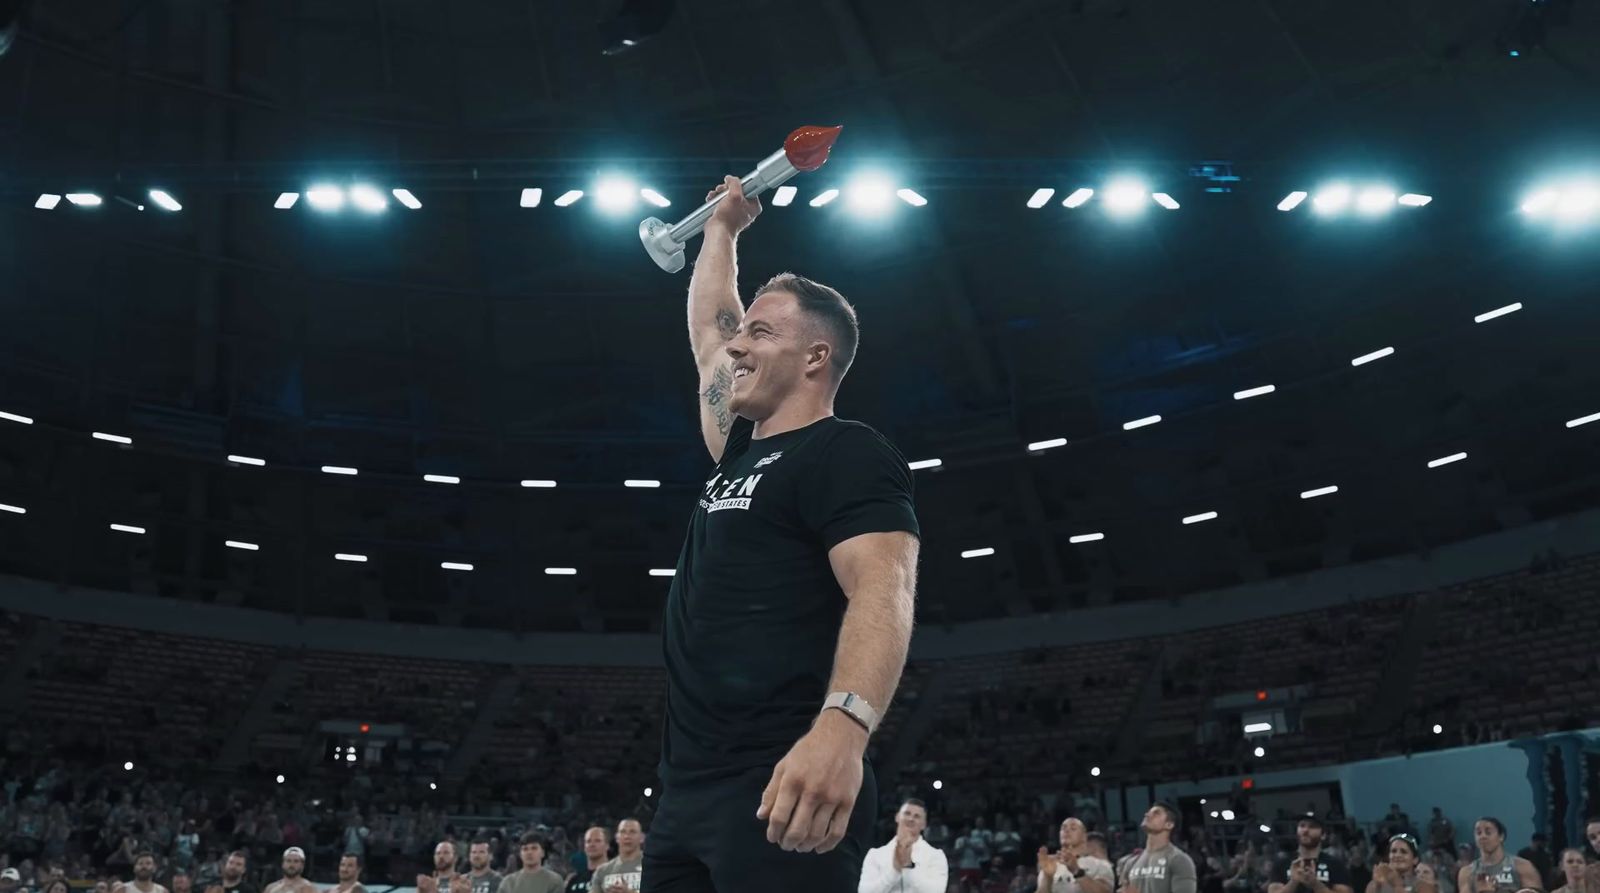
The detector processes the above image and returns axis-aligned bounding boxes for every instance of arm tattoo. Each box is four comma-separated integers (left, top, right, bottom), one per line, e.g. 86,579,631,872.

702,363,733,435
715,308,739,340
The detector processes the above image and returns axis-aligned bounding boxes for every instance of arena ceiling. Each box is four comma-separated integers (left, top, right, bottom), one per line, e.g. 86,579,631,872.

1,0,1597,631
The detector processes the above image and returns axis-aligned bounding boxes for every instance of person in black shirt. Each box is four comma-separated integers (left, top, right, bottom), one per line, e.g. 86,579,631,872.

643,175,921,893
1269,818,1355,893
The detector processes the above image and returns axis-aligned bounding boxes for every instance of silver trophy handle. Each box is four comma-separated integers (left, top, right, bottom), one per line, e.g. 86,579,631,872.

639,147,803,273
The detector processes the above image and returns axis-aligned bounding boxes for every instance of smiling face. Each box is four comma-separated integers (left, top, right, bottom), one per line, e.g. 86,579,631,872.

1388,839,1418,874
726,291,830,421
896,802,928,837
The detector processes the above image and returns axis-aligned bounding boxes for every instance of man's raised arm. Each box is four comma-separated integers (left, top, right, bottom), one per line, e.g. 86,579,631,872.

688,175,761,462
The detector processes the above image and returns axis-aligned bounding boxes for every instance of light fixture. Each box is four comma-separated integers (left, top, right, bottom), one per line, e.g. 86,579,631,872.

348,184,389,213
1070,533,1105,544
520,479,558,488
423,474,460,484
274,193,300,209
109,524,146,534
553,190,584,207
1398,193,1432,207
335,554,368,563
844,174,896,215
124,762,134,771
392,189,422,209
1243,722,1273,734
1062,188,1094,209
1221,809,1236,821
93,432,133,445
225,540,260,551
429,782,438,790
809,188,840,207
305,185,345,212
1027,437,1068,452
441,562,474,571
1260,824,1273,833
1253,746,1266,757
1090,766,1101,777
0,503,27,514
1474,302,1522,324
227,454,266,466
1427,452,1468,469
772,186,798,207
1027,188,1056,208
932,779,943,790
544,567,578,575
1277,191,1308,211
520,188,543,208
649,568,676,577
65,193,103,207
907,458,942,471
1311,183,1352,215
1567,411,1600,428
321,465,358,476
0,411,34,424
1102,178,1149,216
1355,187,1397,215
644,787,653,798
1300,485,1338,499
640,188,671,208
1151,192,1180,210
1123,415,1161,431
1182,511,1218,525
624,479,661,488
35,194,62,210
148,190,182,212
1351,346,1395,367
896,188,928,207
960,547,995,559
595,177,639,213
276,775,286,784
1234,384,1275,400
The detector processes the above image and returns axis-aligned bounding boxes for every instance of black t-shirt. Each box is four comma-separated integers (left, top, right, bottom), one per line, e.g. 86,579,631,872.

563,868,592,893
660,415,920,783
1276,852,1351,891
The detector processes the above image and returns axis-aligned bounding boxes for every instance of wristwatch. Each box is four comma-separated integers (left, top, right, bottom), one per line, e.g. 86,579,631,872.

822,691,880,734
1073,869,1087,879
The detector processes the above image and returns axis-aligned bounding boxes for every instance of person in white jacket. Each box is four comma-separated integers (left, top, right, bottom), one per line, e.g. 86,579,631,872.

859,799,950,893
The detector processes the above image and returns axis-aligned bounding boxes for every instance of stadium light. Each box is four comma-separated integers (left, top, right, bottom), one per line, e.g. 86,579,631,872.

595,177,638,213
321,465,358,476
1,410,34,424
1062,188,1094,209
553,190,584,207
348,184,388,213
1253,746,1266,757
429,782,438,790
649,568,675,577
274,192,300,209
772,185,797,207
1355,187,1397,216
1210,811,1220,819
809,188,840,208
1399,193,1432,207
1300,485,1339,499
624,479,660,488
520,188,543,207
1070,532,1105,544
844,173,895,216
1234,384,1275,401
35,194,61,210
227,454,265,466
896,188,928,207
1432,724,1443,734
521,479,558,488
0,503,26,514
1260,824,1273,834
1221,809,1236,821
1027,437,1068,452
1090,766,1101,777
644,787,653,798
960,547,995,559
276,774,286,784
423,474,460,484
305,185,345,212
1474,302,1522,323
124,761,134,771
1568,411,1600,428
441,562,474,571
1277,191,1308,211
225,540,259,551
66,193,103,207
1351,346,1395,367
1102,178,1149,216
933,779,944,790
93,432,133,445
1311,183,1352,215
1151,192,1180,210
907,458,942,471
109,524,146,534
392,189,422,209
1123,415,1161,431
1427,452,1468,469
1027,188,1056,208
148,190,182,212
1183,511,1218,525
640,188,671,208
335,553,368,563
545,567,577,575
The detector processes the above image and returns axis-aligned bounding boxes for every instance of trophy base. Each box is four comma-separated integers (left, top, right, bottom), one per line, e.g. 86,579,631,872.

639,217,686,273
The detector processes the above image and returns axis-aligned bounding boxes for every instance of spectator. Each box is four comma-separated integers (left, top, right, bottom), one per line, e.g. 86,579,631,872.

204,852,254,893
1368,835,1438,893
1269,817,1354,893
170,870,192,893
1548,850,1585,893
928,819,953,854
1429,811,1456,855
1518,835,1553,891
497,833,562,893
586,819,642,893
564,828,609,893
1120,805,1195,893
994,817,1022,871
128,853,169,893
418,841,461,893
465,840,502,893
1584,820,1600,864
262,848,314,893
329,854,367,893
957,825,994,888
1,870,20,893
1035,817,1113,893
1457,818,1541,893
860,799,948,893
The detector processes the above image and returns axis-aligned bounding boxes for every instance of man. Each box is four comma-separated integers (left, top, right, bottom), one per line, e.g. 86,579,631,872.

171,870,193,893
1267,817,1353,893
642,173,921,893
1518,835,1553,891
564,829,610,893
1037,818,1114,893
1,870,19,893
326,854,366,893
589,821,643,893
859,799,949,893
1119,805,1197,893
129,853,170,893
497,834,563,893
203,852,255,893
1583,818,1600,863
1429,810,1456,856
263,849,316,893
1086,834,1111,865
418,842,462,893
1456,818,1541,893
465,840,502,893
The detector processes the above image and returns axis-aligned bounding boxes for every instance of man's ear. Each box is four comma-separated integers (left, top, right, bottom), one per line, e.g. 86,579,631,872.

807,340,833,375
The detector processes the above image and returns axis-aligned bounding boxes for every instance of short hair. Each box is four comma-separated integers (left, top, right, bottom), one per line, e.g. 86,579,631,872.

1087,832,1108,846
226,852,248,864
1477,817,1507,839
1586,816,1600,828
753,273,859,382
517,832,547,849
617,817,644,831
1152,802,1181,830
340,854,363,868
902,799,927,812
134,852,156,863
436,840,457,853
469,838,492,849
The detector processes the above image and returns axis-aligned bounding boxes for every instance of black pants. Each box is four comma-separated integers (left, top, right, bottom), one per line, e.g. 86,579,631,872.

641,760,877,893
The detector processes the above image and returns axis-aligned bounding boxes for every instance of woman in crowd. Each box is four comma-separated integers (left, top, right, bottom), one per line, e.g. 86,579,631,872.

1368,834,1439,893
1549,849,1587,893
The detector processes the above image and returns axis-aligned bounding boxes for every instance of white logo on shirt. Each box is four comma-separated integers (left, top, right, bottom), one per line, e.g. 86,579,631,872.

753,450,784,468
697,472,765,512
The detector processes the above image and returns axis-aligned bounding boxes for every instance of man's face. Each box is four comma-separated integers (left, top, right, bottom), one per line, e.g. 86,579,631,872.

583,829,608,860
1474,821,1502,852
1298,822,1323,849
725,292,824,420
1142,806,1172,835
1061,819,1087,850
173,877,191,893
469,844,490,872
615,821,643,852
135,858,156,881
1586,822,1600,853
224,856,246,881
282,855,303,879
434,844,456,873
338,857,359,884
518,844,543,870
896,803,928,837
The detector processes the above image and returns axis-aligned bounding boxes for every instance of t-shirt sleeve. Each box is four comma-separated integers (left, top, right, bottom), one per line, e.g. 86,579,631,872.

1171,853,1198,893
799,425,920,550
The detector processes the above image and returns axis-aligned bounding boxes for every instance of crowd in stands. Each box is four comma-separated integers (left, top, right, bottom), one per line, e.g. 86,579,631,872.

2,552,1598,892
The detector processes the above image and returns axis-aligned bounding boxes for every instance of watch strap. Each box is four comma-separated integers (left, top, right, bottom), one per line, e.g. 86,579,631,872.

822,691,880,734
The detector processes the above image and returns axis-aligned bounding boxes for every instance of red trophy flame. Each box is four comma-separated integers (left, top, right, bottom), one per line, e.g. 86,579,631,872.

639,125,842,273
